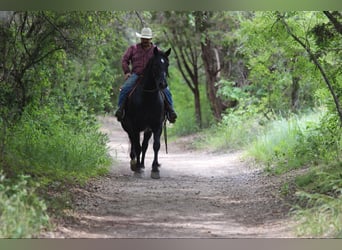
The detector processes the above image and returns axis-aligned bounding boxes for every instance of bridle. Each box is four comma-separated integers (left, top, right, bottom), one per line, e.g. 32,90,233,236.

142,56,168,93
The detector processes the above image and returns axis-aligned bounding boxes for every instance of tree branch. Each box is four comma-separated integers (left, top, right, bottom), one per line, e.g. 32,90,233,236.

323,11,342,35
279,14,342,126
135,11,146,28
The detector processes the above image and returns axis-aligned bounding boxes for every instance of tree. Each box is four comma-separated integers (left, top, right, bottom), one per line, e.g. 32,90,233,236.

237,12,331,116
195,11,225,121
155,11,204,127
0,11,128,164
276,11,342,125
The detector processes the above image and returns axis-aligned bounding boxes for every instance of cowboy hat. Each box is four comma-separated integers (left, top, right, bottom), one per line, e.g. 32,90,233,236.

136,27,153,39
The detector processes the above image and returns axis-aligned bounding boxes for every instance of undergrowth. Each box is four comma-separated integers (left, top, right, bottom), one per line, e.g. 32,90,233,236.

3,106,112,185
0,173,50,238
293,162,342,237
0,105,112,238
248,110,341,237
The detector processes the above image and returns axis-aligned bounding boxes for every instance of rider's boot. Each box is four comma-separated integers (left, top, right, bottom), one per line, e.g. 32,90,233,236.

114,105,125,122
165,104,177,123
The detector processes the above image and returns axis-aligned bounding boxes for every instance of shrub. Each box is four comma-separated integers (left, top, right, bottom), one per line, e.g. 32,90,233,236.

247,111,324,174
4,106,112,185
0,173,50,238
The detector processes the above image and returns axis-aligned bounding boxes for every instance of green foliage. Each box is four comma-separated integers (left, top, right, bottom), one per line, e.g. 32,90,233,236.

216,79,248,103
194,110,261,151
238,11,337,114
0,10,137,238
168,68,213,136
293,194,342,237
193,88,268,151
247,110,334,174
0,173,50,238
295,113,341,165
292,162,342,237
4,105,112,185
246,108,341,237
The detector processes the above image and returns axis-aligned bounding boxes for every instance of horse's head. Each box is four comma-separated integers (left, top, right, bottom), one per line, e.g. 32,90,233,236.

151,47,171,90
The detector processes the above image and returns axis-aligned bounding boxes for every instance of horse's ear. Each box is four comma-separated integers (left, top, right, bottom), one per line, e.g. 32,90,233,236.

165,48,171,57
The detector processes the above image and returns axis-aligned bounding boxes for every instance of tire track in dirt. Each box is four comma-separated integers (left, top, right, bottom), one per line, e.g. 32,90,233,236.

43,116,296,238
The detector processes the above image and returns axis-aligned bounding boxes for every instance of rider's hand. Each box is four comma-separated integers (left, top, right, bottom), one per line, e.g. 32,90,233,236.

124,73,131,80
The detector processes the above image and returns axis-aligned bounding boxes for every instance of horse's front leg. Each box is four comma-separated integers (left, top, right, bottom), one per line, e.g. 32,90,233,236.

151,128,162,179
129,132,142,173
141,130,152,169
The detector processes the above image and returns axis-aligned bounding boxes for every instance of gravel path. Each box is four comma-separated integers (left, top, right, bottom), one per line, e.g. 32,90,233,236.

42,116,296,238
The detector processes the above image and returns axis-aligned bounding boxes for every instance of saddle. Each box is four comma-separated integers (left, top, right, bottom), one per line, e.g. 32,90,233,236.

125,77,168,121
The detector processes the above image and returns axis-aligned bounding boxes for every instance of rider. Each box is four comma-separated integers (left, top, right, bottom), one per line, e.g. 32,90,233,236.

114,27,177,123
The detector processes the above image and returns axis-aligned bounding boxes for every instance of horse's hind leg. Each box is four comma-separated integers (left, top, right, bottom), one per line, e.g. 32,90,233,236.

141,130,152,169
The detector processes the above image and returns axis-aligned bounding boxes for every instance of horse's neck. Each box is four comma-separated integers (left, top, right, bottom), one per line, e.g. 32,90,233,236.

141,69,156,91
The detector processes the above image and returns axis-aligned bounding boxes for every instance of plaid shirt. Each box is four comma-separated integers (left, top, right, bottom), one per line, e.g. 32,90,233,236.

121,43,157,75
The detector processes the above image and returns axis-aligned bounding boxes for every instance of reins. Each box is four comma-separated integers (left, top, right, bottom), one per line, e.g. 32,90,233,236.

163,118,168,154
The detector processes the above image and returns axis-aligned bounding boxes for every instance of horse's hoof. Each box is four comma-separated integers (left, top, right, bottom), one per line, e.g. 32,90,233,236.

130,159,137,171
151,171,160,179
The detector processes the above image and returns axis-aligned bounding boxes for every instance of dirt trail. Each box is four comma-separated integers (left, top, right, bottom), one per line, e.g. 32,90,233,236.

43,116,296,238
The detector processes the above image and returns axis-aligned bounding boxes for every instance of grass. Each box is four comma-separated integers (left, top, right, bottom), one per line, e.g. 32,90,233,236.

246,112,323,174
292,162,342,237
4,108,112,185
192,112,262,151
293,196,342,237
245,110,341,237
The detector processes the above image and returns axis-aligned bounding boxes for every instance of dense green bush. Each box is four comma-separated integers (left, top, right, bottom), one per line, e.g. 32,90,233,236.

247,109,340,174
247,111,321,173
0,173,50,238
293,162,342,237
3,105,112,185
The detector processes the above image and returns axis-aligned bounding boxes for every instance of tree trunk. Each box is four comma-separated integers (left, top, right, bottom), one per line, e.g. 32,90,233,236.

194,87,202,128
201,38,224,121
291,76,300,112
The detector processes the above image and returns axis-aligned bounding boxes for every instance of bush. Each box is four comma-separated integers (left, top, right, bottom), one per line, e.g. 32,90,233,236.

194,110,262,151
293,163,342,237
0,173,50,238
247,111,324,174
246,108,342,237
3,105,112,185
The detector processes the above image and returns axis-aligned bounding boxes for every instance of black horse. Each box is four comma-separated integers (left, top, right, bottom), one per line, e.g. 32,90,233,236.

120,47,171,179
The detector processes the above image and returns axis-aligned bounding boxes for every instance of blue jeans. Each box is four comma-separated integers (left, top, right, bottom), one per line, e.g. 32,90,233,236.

118,73,174,108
